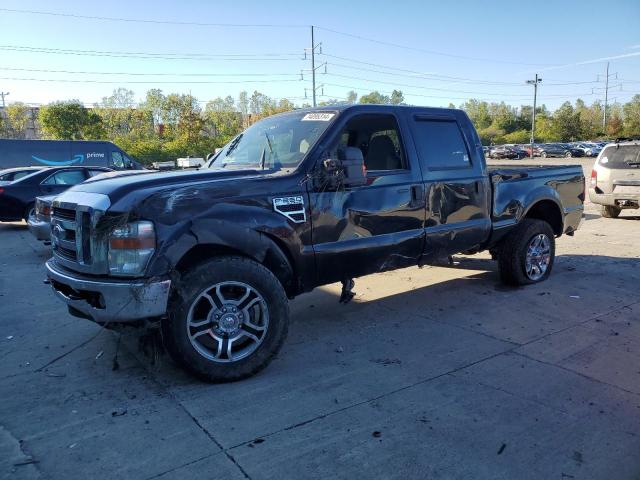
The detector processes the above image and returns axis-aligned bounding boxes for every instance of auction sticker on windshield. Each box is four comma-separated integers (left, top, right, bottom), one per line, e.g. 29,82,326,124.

302,112,335,121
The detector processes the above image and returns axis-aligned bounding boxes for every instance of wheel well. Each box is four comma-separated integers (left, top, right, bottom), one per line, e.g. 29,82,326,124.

525,200,563,236
174,242,296,296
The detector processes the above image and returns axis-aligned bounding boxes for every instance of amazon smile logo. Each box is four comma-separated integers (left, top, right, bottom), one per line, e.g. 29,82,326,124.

32,154,85,166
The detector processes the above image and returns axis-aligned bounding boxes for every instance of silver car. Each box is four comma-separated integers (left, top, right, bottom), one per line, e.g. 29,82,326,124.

589,141,640,217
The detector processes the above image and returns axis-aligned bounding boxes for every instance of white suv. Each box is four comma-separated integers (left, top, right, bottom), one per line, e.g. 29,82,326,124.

589,141,640,218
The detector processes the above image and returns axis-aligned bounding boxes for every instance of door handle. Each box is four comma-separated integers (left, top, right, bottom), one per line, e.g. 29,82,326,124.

410,185,425,205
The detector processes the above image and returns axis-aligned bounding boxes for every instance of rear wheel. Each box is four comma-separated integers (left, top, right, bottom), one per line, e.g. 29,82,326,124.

498,219,555,286
601,205,621,218
162,256,289,382
23,203,35,222
565,151,573,158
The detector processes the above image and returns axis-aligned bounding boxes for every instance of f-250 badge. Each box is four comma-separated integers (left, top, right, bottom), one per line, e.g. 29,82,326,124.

273,196,306,223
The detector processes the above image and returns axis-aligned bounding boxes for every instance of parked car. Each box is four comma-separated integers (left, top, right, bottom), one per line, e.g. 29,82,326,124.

0,166,45,182
535,143,583,158
589,140,640,218
45,105,585,382
573,143,601,157
488,145,519,159
0,139,145,171
0,166,111,222
27,195,56,241
26,169,154,241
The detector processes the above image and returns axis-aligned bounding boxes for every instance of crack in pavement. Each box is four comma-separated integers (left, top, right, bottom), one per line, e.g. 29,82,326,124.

143,452,218,480
513,352,640,398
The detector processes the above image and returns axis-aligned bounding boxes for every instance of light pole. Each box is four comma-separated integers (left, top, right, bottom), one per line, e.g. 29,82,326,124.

0,91,9,108
526,75,542,156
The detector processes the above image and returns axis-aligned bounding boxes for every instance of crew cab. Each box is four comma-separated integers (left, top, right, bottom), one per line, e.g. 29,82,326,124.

45,105,585,382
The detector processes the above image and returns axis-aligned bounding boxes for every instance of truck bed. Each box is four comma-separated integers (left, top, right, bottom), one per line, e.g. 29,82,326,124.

488,164,585,237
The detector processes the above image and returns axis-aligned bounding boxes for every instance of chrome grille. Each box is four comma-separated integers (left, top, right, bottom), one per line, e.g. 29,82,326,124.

52,207,76,221
50,191,111,275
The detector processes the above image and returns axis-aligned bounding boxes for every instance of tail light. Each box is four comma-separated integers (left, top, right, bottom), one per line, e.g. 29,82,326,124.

0,188,4,195
590,169,597,187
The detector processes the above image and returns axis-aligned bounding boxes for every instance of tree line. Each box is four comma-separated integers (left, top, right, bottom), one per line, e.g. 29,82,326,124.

1,87,639,165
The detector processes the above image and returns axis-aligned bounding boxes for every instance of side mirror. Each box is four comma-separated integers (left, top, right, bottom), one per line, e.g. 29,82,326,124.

340,147,367,187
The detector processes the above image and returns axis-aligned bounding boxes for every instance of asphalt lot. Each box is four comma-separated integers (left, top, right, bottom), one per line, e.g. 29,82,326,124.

1,157,639,480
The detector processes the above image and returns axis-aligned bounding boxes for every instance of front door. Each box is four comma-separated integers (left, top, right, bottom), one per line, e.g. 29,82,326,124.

308,111,426,285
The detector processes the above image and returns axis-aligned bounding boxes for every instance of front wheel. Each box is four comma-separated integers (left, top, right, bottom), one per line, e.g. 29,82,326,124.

601,205,621,218
541,151,547,158
565,151,573,158
498,219,555,286
162,256,289,382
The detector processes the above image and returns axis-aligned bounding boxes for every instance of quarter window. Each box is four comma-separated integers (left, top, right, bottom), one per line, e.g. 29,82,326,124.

112,151,125,169
411,120,471,170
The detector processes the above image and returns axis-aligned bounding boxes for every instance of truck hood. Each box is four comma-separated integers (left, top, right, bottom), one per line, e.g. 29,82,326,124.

65,167,269,205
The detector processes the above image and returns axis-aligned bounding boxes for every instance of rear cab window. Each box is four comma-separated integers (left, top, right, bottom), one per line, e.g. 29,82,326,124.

599,145,640,169
410,118,472,171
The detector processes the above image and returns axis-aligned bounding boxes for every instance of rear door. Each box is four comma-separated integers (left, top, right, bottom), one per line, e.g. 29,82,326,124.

407,111,491,261
308,109,426,284
598,144,640,197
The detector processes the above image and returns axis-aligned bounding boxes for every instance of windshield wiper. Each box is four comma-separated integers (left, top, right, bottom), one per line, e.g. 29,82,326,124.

261,132,275,170
225,134,243,157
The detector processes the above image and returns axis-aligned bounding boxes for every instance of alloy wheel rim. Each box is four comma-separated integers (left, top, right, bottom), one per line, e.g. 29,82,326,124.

186,281,269,363
525,234,551,281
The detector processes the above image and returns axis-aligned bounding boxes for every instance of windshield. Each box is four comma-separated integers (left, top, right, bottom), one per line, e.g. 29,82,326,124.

210,111,336,171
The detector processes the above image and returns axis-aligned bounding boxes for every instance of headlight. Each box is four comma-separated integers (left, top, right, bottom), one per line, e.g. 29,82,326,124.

108,220,155,276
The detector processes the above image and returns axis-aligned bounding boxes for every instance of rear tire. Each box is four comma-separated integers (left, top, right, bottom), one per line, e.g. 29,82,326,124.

565,151,573,158
162,256,289,382
601,205,621,218
23,203,35,222
498,219,555,286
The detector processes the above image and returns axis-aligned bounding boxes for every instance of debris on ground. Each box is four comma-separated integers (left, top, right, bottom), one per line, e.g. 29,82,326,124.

497,443,507,455
111,408,128,417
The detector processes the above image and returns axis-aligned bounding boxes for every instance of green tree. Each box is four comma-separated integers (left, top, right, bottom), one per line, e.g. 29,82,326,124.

390,90,404,105
551,101,581,141
38,101,105,140
346,91,358,103
1,102,31,138
622,94,640,136
359,91,389,104
503,129,530,144
462,99,492,129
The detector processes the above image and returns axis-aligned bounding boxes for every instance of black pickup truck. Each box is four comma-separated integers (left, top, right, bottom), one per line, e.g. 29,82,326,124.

45,105,584,382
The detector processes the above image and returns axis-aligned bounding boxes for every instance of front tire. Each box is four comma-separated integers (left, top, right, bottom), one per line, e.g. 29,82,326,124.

541,151,548,158
601,205,621,218
565,151,573,158
162,256,289,382
498,219,555,286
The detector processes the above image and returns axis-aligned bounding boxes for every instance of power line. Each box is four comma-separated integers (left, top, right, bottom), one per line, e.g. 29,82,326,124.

324,72,537,97
0,45,302,61
0,8,306,28
0,67,300,77
0,77,303,85
314,26,558,66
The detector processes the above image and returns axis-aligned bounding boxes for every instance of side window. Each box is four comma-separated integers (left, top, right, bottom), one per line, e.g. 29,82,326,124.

411,120,471,170
42,170,86,185
88,169,107,177
334,114,405,171
111,151,125,169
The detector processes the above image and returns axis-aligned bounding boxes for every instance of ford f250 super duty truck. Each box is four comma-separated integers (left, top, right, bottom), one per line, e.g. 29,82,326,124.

45,105,585,382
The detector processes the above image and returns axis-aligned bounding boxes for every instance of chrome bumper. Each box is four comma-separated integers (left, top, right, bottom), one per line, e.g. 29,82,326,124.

27,216,51,241
45,259,171,324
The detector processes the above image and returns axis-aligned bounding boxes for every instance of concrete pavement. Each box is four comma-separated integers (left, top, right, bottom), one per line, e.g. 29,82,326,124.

1,168,639,479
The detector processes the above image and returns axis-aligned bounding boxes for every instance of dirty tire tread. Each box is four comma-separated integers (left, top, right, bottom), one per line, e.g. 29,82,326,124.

162,255,289,383
498,219,555,286
601,205,621,218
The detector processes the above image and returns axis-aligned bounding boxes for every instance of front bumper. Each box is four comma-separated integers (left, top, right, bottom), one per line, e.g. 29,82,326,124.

45,259,171,324
27,216,51,241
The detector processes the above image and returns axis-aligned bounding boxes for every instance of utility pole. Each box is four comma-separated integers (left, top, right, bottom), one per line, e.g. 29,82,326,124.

302,26,325,107
0,91,9,108
311,26,316,107
526,74,542,155
596,63,617,133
